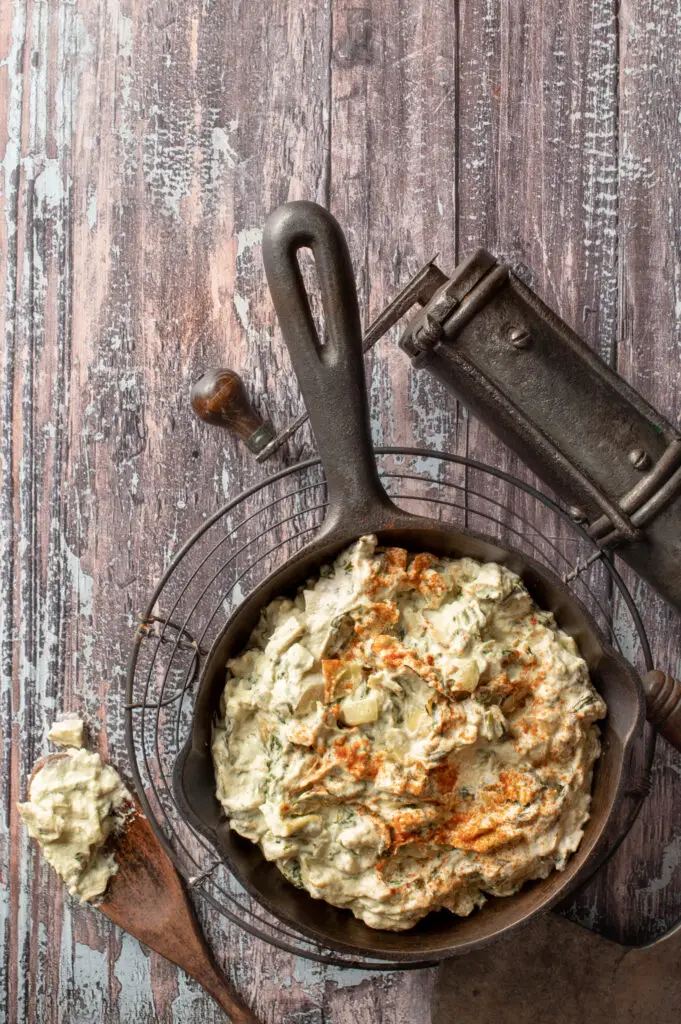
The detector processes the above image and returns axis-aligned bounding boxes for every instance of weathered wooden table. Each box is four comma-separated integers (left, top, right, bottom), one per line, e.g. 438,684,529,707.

2,2,681,1021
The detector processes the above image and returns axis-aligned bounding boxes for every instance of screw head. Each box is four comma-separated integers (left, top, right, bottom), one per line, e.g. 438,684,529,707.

629,448,651,471
509,327,531,349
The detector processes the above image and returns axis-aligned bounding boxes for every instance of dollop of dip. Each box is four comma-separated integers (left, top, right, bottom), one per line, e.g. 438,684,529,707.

212,536,606,931
47,714,85,749
18,739,130,903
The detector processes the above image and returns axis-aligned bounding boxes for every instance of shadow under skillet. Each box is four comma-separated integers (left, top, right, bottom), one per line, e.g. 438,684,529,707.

431,913,681,1024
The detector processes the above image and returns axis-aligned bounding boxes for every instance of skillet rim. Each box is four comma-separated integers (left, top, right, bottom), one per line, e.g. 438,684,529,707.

171,520,646,961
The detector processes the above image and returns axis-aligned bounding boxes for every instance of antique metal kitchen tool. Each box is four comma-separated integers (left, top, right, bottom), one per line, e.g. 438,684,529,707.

191,258,446,458
193,236,681,620
173,201,652,962
398,251,681,615
190,259,447,459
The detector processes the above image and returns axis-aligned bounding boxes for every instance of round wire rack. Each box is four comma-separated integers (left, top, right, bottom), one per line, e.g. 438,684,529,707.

126,448,654,970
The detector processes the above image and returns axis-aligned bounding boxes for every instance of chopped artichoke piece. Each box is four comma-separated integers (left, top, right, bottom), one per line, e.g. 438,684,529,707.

453,660,480,693
406,706,425,732
341,695,380,726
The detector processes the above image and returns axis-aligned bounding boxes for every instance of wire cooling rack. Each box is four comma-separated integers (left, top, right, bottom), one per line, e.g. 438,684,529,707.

125,448,654,970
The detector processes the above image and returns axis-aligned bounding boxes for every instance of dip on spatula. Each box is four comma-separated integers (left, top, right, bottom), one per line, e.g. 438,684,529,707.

18,739,131,903
18,719,260,1024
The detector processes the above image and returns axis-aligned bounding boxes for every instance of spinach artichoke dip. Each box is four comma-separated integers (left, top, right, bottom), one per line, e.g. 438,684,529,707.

18,731,131,903
212,536,606,931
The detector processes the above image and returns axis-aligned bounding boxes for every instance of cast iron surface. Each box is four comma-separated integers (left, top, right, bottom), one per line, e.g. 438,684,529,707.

190,260,448,462
174,202,648,961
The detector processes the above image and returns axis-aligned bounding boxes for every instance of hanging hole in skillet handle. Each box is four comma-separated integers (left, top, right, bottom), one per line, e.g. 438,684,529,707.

295,246,330,351
262,201,396,528
641,670,681,752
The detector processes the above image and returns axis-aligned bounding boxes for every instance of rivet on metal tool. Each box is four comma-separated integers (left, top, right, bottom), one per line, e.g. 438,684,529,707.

628,448,651,471
509,327,531,350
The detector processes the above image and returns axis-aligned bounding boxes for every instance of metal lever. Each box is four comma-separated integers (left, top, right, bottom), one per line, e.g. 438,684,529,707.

191,259,447,462
398,248,681,614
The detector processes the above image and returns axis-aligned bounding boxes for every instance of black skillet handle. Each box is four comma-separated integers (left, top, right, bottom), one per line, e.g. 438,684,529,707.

262,201,394,528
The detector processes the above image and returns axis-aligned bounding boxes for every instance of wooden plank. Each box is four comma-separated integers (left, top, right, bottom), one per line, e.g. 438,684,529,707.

328,1,464,463
0,0,366,1020
460,0,621,468
600,0,681,944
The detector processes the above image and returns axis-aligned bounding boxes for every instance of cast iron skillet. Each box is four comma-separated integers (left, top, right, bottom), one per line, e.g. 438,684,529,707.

174,201,646,961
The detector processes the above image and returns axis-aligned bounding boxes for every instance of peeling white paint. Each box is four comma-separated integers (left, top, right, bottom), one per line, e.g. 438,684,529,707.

69,941,111,1024
640,828,681,896
233,291,250,331
236,226,263,262
86,188,98,231
611,592,643,666
211,125,240,172
34,157,68,209
116,14,134,105
291,957,378,993
112,932,155,1019
60,532,95,621
0,1,27,237
172,970,214,1022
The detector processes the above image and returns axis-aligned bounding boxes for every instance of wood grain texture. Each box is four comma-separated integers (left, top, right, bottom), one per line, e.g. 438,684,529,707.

1,1,681,1021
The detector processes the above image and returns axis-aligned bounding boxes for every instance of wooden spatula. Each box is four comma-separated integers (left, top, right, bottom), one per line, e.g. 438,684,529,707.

28,757,260,1023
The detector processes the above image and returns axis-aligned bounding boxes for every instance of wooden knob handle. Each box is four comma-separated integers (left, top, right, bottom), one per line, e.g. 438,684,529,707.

641,670,681,752
190,368,274,455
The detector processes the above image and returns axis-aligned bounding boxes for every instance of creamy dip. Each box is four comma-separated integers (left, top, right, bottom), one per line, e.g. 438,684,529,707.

18,747,130,902
213,536,606,931
48,714,85,749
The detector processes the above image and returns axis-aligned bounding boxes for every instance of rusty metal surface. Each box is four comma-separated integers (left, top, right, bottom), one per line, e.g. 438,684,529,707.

400,252,681,614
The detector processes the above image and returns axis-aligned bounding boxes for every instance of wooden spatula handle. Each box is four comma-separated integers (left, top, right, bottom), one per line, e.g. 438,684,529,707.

99,807,262,1022
185,957,260,1023
641,670,681,752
